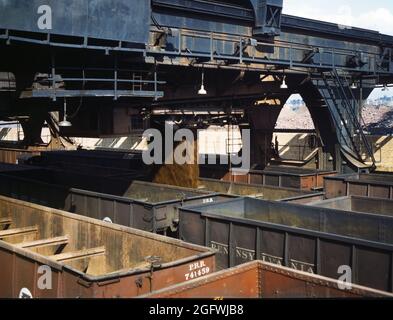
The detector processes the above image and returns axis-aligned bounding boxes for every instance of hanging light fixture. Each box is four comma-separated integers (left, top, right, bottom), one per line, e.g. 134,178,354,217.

59,98,72,127
350,82,357,90
198,69,207,95
280,76,288,89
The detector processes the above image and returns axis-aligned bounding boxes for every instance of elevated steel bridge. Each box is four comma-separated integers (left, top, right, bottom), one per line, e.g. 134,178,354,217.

0,0,393,171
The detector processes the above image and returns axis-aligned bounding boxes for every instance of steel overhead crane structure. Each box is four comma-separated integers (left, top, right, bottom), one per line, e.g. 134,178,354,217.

0,0,393,172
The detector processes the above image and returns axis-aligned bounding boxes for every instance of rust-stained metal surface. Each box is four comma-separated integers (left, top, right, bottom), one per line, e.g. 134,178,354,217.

0,169,233,233
308,196,393,218
0,195,216,298
198,178,324,203
200,165,336,190
324,173,393,199
179,197,393,292
142,261,392,298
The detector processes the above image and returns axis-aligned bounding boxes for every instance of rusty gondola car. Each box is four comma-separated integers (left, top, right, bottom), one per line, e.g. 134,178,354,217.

200,165,336,190
142,261,393,298
0,196,216,298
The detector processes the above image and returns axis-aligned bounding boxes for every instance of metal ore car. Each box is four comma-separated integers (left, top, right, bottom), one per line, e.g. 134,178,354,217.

0,196,216,298
179,197,393,292
324,173,393,200
142,261,393,298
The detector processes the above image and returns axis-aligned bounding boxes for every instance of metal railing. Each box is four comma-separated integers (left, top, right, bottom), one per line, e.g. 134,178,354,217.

330,70,376,165
1,27,391,76
318,70,376,168
149,27,392,75
42,67,166,101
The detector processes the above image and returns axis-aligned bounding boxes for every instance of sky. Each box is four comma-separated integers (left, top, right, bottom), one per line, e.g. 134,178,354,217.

283,0,393,101
283,0,393,35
